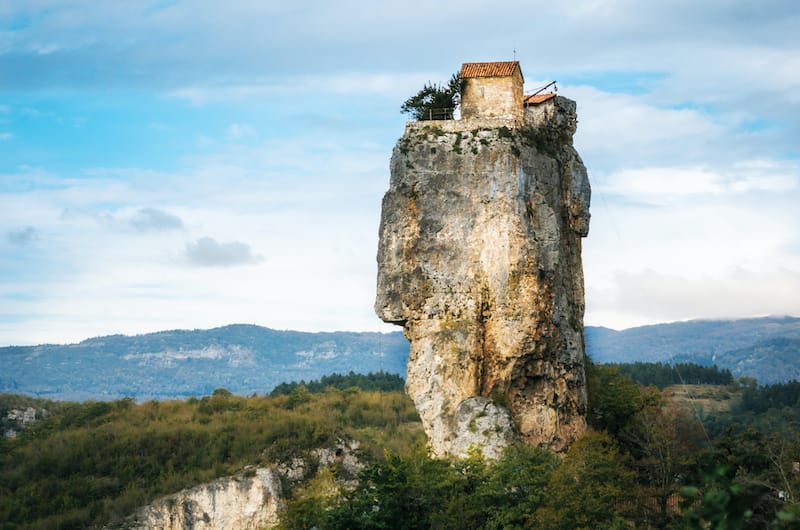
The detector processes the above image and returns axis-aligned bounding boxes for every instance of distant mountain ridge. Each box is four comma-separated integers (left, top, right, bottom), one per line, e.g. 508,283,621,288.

0,325,409,402
585,316,800,384
1,317,798,401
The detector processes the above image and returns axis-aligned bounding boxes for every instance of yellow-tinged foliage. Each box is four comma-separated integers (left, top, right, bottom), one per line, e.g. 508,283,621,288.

3,369,799,529
0,388,423,529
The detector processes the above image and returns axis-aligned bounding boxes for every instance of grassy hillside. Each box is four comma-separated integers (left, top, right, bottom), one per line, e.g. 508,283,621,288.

0,387,424,529
663,384,741,417
2,368,799,529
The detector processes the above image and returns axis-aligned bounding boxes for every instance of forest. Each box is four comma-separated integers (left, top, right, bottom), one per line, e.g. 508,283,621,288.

270,371,405,396
1,364,799,529
612,361,734,389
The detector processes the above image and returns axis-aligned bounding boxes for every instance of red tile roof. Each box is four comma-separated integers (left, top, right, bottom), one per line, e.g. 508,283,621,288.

524,93,556,105
460,61,521,79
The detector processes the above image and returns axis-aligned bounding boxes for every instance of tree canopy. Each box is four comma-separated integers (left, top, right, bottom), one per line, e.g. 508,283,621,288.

400,73,464,121
4,368,800,529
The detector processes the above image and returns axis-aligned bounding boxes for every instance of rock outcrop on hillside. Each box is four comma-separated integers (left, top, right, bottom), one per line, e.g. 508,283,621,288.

3,406,45,438
109,467,282,530
375,96,591,457
106,439,366,530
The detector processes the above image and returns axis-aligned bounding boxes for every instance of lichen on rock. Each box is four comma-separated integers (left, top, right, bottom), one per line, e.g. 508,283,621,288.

375,95,591,458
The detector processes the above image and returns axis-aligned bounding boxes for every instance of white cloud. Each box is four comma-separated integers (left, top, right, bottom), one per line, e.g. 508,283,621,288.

596,161,799,201
184,236,262,267
587,267,800,328
570,85,727,168
584,205,799,330
1,0,799,344
226,123,257,141
601,167,725,198
130,208,184,232
169,72,438,105
725,160,800,192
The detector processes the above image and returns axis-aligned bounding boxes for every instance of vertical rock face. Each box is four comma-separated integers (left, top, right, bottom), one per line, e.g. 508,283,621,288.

375,96,591,457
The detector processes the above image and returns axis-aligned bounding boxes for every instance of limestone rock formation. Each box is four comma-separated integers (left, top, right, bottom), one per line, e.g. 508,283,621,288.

3,406,45,438
451,397,517,460
110,467,282,530
275,438,365,486
375,95,591,457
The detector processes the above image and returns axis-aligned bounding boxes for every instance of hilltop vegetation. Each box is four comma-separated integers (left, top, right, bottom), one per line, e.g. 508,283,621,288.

613,361,734,389
270,371,405,396
2,369,799,529
0,380,423,529
278,365,800,529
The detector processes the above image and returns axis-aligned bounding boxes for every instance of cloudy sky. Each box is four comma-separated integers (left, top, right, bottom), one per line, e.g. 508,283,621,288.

1,0,799,345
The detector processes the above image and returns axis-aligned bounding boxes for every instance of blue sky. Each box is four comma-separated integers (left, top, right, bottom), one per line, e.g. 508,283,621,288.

1,0,799,345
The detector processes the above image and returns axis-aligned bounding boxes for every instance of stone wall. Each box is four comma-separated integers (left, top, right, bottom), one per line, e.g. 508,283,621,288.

461,72,524,121
404,116,519,135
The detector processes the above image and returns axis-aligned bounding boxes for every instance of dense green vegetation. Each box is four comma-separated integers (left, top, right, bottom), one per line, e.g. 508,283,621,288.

400,74,464,121
0,394,73,436
280,443,561,530
270,371,405,396
589,364,800,527
274,366,800,530
0,387,423,529
613,361,734,389
737,380,800,415
2,368,799,529
703,379,800,440
277,365,800,529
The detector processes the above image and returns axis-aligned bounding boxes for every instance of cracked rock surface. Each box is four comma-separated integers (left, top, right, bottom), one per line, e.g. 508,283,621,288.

375,97,591,457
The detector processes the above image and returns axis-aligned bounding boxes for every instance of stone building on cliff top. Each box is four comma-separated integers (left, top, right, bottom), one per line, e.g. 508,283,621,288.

375,60,591,458
460,61,525,120
459,60,557,121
